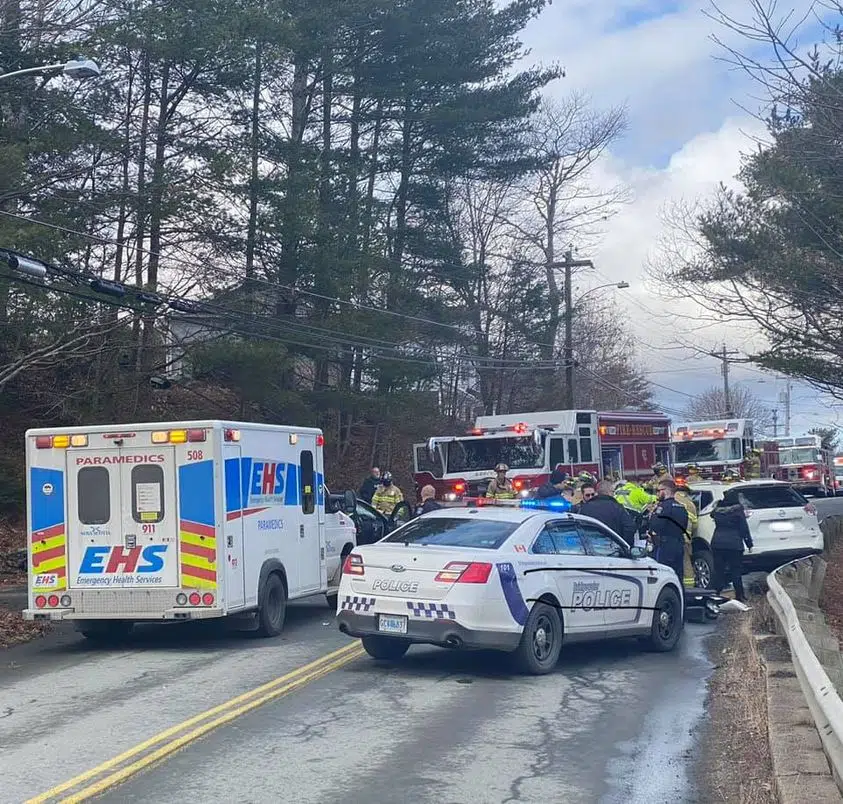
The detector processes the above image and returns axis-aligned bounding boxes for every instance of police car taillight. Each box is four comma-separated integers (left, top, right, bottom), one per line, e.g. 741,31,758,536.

435,561,492,584
343,553,364,576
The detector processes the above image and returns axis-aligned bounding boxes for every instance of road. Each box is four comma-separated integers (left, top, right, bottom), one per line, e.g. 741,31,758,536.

815,495,843,522
1,600,719,804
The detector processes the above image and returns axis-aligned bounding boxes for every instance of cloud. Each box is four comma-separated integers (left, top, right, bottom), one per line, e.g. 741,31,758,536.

516,0,836,431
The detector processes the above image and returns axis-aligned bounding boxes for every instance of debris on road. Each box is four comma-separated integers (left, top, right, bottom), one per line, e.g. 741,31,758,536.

0,607,49,648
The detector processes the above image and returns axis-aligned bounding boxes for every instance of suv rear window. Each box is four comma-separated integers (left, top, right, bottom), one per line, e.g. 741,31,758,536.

383,517,518,549
723,485,807,510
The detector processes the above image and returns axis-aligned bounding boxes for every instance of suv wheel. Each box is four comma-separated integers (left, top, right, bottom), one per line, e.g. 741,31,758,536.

693,549,714,589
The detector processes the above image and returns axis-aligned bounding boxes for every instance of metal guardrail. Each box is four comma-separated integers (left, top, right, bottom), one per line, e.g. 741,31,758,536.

767,556,843,788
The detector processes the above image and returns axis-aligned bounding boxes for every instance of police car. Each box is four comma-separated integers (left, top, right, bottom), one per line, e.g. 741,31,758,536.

336,499,684,674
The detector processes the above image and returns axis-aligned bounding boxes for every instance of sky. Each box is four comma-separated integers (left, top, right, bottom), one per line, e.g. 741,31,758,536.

518,0,841,436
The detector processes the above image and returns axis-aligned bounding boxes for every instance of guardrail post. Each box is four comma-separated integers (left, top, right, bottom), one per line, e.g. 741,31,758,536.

810,558,829,604
797,561,811,587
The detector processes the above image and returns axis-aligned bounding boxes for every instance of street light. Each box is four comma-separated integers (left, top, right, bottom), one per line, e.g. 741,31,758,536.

574,280,630,307
0,58,101,82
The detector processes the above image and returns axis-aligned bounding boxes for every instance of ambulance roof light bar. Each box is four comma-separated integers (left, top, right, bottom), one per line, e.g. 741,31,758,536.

35,434,88,449
151,429,206,444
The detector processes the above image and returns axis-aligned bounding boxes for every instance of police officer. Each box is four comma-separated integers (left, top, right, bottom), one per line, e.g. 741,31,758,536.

647,478,689,584
415,484,442,516
486,463,516,499
372,471,404,516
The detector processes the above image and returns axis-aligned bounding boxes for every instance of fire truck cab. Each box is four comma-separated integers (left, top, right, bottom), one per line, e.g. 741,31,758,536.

672,419,753,481
414,409,671,501
771,434,833,497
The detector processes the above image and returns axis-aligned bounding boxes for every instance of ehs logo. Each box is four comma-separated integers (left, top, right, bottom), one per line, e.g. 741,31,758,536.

79,545,168,574
250,462,289,497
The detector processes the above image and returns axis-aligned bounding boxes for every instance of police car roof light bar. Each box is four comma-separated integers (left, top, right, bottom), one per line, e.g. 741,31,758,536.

520,498,573,512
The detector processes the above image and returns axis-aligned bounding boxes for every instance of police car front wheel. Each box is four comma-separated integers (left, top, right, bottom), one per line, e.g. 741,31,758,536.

513,602,562,675
362,635,411,661
645,587,683,652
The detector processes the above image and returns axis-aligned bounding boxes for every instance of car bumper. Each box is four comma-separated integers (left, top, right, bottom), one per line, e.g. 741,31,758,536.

743,548,822,571
22,607,225,621
337,610,521,652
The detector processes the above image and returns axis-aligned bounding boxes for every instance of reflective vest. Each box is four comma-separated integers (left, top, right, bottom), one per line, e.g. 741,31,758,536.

486,478,516,499
615,482,656,512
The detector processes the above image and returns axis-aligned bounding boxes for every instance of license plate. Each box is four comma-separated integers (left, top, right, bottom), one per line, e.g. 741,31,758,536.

770,521,794,532
378,614,408,634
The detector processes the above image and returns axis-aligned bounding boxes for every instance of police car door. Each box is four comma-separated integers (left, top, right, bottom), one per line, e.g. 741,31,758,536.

531,520,603,636
578,522,644,632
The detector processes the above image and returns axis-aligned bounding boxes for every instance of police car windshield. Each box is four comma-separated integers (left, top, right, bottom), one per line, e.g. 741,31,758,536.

383,517,519,549
675,438,741,463
445,437,543,473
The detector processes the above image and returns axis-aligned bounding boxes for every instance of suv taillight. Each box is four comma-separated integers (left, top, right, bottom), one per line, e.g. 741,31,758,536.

343,553,364,576
435,561,493,584
805,503,817,516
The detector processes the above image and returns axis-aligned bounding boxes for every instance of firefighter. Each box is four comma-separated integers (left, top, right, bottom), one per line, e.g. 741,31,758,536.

742,447,762,479
371,471,404,516
486,463,516,499
685,463,703,485
674,477,699,587
644,462,671,493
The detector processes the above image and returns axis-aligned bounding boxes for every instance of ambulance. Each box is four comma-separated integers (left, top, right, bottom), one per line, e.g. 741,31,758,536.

22,421,358,641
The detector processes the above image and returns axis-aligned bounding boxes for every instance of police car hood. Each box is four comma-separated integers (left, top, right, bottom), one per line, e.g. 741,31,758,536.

350,543,496,601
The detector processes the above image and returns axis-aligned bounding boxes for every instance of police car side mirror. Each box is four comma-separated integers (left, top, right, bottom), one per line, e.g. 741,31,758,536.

342,490,357,515
629,546,647,559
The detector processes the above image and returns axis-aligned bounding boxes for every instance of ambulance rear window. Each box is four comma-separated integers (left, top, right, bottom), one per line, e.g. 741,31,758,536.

78,467,110,525
132,465,165,524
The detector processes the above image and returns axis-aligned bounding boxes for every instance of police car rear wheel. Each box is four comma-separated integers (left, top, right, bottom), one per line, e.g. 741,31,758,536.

361,635,410,660
257,573,287,637
513,602,561,675
646,588,682,652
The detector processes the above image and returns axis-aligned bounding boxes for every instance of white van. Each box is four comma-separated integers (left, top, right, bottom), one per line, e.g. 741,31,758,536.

23,421,357,640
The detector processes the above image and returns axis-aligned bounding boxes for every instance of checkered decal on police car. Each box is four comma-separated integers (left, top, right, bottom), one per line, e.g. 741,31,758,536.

407,601,457,620
341,596,376,612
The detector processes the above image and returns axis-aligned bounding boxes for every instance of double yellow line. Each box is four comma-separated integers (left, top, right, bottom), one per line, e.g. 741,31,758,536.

28,641,364,803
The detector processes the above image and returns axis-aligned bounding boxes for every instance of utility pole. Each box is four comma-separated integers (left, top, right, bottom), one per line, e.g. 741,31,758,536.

720,343,739,416
779,381,792,436
560,250,594,409
771,408,778,438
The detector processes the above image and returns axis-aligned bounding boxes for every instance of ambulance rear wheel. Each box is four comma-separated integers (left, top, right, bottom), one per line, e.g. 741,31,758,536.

78,620,134,643
257,573,287,637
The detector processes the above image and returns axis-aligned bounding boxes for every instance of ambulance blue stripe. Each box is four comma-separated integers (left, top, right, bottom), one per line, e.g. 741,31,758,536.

178,460,215,526
496,562,529,626
30,468,65,532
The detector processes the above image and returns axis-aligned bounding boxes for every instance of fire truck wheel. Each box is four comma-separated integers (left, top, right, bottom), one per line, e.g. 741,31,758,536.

77,620,134,643
257,572,287,637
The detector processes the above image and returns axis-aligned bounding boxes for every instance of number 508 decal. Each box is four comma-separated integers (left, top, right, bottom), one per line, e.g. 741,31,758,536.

187,450,204,461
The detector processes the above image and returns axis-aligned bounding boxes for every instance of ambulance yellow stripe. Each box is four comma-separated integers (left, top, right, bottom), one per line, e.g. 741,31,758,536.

32,534,66,554
180,573,217,590
179,530,217,549
36,555,67,573
181,552,217,573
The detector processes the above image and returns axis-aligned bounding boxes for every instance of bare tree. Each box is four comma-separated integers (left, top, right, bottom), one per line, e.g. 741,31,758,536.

683,384,773,432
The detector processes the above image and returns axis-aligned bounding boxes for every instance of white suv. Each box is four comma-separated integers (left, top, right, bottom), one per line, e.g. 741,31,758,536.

686,480,823,587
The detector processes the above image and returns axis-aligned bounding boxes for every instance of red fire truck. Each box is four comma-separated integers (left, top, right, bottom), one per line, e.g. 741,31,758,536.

413,409,672,501
771,434,834,496
671,418,754,481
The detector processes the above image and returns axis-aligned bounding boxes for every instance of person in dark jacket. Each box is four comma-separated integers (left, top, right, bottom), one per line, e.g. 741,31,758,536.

647,479,689,583
359,467,380,504
415,484,443,516
578,480,638,546
535,468,569,499
711,497,754,603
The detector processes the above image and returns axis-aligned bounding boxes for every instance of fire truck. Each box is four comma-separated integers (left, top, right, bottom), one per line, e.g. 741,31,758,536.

671,418,754,480
413,409,672,501
771,434,834,496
